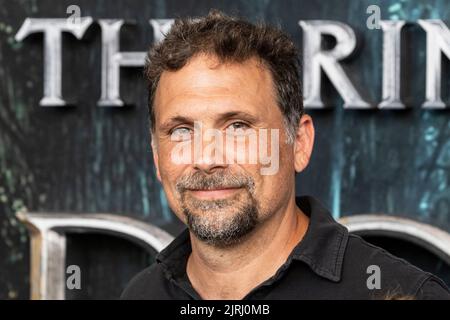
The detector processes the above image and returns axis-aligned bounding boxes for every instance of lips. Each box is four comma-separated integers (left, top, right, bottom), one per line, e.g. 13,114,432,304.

187,187,241,200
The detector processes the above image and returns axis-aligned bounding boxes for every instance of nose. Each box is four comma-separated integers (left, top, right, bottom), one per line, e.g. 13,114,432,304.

193,128,228,173
194,157,228,173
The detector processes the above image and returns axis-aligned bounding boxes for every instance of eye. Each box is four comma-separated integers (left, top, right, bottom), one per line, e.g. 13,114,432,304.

228,121,250,130
225,121,254,137
171,127,192,141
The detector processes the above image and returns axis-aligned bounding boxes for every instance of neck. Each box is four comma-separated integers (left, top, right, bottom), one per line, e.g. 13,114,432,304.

186,195,309,300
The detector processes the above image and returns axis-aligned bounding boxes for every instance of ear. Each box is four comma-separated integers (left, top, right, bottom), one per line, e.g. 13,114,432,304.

151,136,162,182
293,114,315,173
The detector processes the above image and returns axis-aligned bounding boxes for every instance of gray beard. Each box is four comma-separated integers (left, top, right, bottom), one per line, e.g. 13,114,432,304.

182,196,259,247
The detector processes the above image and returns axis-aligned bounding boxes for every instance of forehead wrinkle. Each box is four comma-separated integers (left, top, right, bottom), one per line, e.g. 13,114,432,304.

155,55,279,126
158,55,272,97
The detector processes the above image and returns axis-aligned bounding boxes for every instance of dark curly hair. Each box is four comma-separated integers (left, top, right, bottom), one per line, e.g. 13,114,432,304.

144,9,303,143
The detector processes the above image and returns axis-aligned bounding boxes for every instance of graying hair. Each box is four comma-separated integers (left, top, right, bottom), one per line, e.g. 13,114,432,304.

144,9,304,144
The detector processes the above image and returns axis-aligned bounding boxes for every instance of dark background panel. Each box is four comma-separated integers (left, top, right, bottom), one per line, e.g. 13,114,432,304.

65,234,155,300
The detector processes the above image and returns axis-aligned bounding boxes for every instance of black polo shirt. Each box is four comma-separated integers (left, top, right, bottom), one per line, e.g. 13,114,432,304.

121,196,450,299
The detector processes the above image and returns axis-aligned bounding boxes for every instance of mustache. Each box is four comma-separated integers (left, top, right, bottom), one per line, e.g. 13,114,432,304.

175,170,255,193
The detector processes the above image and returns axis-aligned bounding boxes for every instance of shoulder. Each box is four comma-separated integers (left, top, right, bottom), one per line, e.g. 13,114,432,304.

416,277,450,300
343,234,450,299
346,234,427,275
120,263,169,300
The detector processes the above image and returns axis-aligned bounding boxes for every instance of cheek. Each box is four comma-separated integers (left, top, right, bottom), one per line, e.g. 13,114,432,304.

258,145,295,200
155,145,186,195
157,143,181,176
260,171,290,197
278,144,296,186
156,160,188,221
279,142,295,170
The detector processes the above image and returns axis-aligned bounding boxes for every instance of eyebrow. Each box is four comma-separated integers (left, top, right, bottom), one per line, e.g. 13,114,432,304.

218,111,260,124
158,111,261,132
159,116,194,132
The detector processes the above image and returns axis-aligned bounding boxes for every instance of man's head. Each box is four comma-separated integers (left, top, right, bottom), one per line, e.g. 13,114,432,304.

145,10,314,247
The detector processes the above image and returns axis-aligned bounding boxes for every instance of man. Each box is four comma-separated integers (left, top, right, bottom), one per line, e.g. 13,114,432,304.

121,10,450,300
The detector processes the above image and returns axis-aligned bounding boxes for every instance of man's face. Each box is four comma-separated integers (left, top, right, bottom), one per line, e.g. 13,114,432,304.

151,54,306,246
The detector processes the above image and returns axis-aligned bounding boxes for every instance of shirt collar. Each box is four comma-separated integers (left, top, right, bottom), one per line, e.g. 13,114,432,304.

156,196,349,283
291,195,348,282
